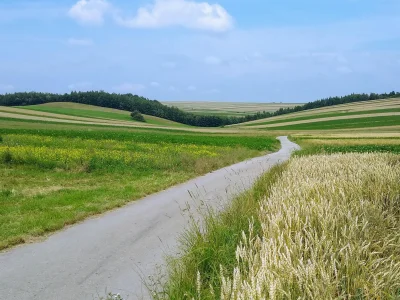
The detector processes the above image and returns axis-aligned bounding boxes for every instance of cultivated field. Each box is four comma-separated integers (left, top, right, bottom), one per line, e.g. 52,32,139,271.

163,101,301,117
157,134,400,299
1,96,400,300
0,126,277,250
235,97,400,130
0,102,189,128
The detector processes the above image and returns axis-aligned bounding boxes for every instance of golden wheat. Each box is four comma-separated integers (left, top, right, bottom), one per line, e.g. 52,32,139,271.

195,153,400,299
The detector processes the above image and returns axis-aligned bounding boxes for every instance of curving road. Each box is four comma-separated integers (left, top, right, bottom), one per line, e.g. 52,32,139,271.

0,136,299,300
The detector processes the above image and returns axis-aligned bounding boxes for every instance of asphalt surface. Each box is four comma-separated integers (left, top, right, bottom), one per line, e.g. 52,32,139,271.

0,136,299,300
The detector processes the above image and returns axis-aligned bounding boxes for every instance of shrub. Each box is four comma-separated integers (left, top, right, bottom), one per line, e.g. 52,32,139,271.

131,110,145,122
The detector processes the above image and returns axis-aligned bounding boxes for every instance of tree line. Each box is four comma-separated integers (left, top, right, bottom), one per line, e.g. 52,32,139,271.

0,91,399,127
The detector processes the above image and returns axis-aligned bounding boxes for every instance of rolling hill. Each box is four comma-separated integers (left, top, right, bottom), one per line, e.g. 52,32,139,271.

235,98,400,130
0,102,190,129
162,101,301,117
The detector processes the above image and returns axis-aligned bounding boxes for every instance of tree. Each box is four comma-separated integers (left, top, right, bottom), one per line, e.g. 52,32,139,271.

131,110,145,122
1,90,399,127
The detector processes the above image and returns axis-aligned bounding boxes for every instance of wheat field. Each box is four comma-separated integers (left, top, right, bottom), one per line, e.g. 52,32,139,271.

160,153,400,299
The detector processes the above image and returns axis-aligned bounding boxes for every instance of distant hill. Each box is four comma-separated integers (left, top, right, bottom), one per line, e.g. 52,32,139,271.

1,91,399,127
162,101,302,117
236,98,400,130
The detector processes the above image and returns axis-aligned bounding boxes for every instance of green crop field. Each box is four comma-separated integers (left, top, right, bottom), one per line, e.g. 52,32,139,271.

236,98,400,130
0,126,278,250
244,108,400,126
263,115,400,130
13,102,189,128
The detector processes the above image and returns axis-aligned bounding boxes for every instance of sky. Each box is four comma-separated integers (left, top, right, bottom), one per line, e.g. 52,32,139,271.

0,0,400,103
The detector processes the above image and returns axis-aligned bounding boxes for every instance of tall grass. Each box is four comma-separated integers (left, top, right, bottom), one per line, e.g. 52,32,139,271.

153,164,287,299
157,153,400,299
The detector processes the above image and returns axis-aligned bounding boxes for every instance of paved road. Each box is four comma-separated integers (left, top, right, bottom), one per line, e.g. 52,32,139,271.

0,136,299,300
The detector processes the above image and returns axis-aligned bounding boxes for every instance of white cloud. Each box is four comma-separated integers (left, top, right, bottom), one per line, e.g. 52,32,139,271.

68,0,111,25
169,85,177,92
68,82,92,91
150,81,160,87
115,0,233,32
67,38,94,46
187,85,196,91
113,83,146,93
204,55,222,65
0,84,14,92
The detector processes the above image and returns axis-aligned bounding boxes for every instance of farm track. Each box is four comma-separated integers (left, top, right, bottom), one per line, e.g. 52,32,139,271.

0,136,299,300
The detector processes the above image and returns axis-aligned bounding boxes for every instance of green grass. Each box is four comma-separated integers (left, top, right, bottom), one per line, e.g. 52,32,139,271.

244,108,400,126
267,115,400,130
0,166,190,250
0,127,277,150
18,105,135,121
16,103,190,127
153,163,287,299
292,136,400,156
0,128,278,250
0,117,197,133
296,144,400,156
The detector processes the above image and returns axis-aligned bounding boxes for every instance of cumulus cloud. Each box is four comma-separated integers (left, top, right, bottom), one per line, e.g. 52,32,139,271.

204,55,222,65
115,0,233,32
67,38,94,46
169,85,177,92
150,81,160,87
68,0,111,25
0,84,14,92
113,83,146,93
187,85,196,91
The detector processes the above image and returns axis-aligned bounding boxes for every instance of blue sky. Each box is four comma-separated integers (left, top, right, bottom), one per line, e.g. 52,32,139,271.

0,0,400,102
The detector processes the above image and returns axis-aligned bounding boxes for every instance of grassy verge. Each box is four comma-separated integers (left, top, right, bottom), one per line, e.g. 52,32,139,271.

156,153,400,299
0,128,278,250
153,163,287,299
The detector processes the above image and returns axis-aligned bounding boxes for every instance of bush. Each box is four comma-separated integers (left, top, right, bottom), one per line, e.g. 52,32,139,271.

131,110,145,122
0,136,3,143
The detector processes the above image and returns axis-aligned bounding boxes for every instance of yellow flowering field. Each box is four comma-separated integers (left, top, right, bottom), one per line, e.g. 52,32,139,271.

0,128,277,250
